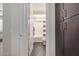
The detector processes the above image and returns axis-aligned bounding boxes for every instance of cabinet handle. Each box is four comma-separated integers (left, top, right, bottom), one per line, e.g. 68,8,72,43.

63,22,67,32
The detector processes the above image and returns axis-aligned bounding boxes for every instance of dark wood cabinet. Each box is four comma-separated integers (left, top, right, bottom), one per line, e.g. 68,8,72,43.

56,3,79,56
64,15,79,56
64,4,79,19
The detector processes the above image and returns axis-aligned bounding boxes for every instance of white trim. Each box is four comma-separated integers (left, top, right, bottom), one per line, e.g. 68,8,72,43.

25,3,30,56
46,3,55,56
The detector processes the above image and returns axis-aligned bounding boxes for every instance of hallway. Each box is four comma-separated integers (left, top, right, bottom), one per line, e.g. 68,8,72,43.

31,42,46,56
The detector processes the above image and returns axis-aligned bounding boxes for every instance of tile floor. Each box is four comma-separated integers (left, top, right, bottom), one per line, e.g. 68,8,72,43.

31,42,46,56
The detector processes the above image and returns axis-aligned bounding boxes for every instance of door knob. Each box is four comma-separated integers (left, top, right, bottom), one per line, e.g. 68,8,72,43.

20,35,22,37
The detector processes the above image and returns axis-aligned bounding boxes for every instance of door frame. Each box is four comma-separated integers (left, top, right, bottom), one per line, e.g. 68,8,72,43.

27,3,55,56
46,3,55,56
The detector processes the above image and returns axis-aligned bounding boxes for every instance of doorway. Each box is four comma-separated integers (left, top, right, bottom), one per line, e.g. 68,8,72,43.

28,3,46,56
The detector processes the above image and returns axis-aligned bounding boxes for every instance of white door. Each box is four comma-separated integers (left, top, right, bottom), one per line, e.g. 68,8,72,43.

3,3,29,56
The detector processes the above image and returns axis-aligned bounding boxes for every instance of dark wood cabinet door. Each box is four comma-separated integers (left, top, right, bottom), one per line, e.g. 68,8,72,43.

64,4,79,19
56,3,79,56
64,15,79,56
